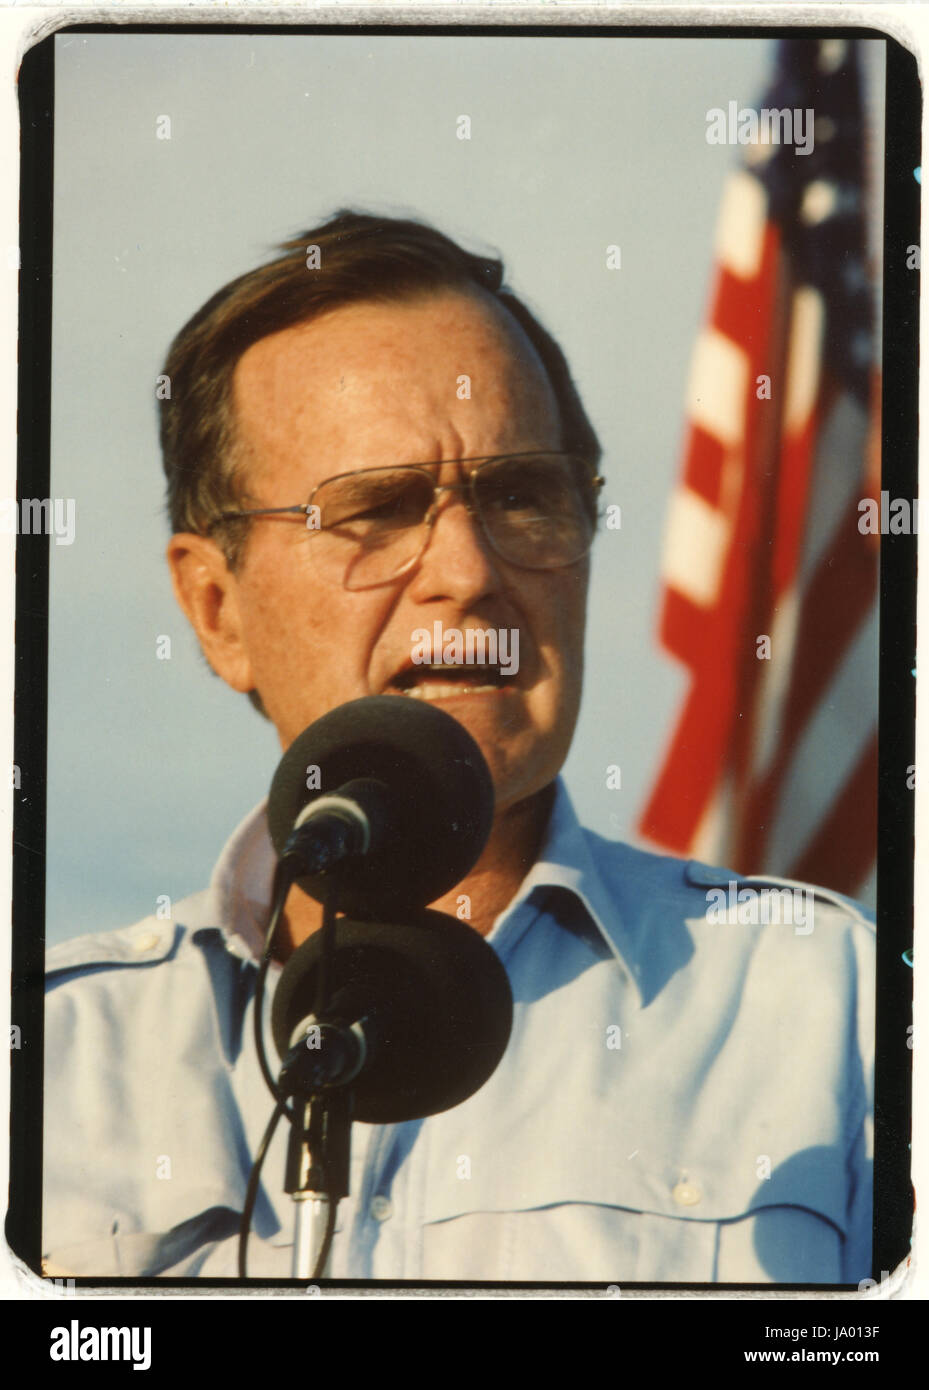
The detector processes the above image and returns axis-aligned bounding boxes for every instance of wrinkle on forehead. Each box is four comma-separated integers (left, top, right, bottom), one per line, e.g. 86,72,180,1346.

230,289,562,485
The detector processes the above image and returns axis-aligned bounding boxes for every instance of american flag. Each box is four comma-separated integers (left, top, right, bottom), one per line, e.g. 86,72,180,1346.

638,39,882,901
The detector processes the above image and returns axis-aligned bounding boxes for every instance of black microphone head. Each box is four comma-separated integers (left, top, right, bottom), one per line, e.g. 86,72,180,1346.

267,695,495,917
271,909,514,1124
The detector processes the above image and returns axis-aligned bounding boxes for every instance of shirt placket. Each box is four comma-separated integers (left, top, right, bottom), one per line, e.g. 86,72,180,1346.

342,1120,419,1278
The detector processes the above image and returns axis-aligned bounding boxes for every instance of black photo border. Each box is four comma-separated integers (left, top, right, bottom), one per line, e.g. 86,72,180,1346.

6,16,919,1299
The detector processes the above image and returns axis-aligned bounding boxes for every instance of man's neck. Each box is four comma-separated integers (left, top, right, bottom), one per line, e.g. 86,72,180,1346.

275,780,557,958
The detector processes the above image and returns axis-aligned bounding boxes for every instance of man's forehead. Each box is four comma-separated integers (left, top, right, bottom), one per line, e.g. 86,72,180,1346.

230,288,561,472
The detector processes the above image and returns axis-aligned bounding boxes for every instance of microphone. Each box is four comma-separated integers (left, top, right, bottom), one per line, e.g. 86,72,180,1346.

276,777,393,880
267,695,495,918
265,695,512,1120
271,909,514,1124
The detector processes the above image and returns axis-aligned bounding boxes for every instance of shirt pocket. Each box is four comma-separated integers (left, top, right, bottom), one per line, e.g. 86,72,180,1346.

43,1206,242,1278
418,1143,851,1284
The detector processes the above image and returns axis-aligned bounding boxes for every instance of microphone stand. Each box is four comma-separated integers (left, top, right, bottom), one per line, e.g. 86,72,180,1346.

271,882,362,1279
243,795,366,1280
286,1090,352,1278
243,705,504,1281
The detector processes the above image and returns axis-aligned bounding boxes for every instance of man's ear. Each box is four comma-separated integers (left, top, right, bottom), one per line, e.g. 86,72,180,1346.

166,532,255,694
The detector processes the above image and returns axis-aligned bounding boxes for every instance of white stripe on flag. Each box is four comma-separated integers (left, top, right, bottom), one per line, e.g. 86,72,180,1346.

764,601,879,871
784,287,825,433
750,586,800,777
714,170,768,280
686,329,750,447
797,391,870,580
690,777,732,866
660,487,730,607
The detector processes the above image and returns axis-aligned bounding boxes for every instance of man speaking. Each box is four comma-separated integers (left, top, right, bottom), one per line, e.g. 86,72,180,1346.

43,212,874,1283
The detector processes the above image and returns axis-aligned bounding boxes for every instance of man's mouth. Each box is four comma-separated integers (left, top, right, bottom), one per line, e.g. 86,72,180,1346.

385,663,511,700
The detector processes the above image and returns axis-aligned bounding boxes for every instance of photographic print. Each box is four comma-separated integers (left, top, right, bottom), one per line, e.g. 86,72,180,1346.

7,20,916,1299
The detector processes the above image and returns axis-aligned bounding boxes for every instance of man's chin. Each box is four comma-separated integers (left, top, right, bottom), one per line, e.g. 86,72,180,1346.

476,746,561,820
490,778,559,840
399,698,567,805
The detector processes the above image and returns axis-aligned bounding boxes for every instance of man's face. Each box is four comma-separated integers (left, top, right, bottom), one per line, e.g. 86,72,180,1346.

216,289,589,814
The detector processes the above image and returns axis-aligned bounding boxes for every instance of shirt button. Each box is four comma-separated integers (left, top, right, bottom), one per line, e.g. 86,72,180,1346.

135,932,159,952
369,1195,393,1222
672,1180,702,1207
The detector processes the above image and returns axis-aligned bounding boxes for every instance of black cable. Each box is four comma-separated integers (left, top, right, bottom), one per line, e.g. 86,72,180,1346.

253,860,296,1105
239,1099,341,1280
238,1098,288,1278
305,882,340,1278
245,863,345,1280
315,882,336,1016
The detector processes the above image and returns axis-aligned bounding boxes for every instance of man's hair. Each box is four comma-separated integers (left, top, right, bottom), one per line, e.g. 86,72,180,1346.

158,210,602,569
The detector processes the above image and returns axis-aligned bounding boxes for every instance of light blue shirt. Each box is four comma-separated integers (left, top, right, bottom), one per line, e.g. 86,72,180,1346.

43,780,874,1283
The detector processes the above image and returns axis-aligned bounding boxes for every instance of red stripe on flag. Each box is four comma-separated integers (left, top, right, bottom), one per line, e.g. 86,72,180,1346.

715,251,778,344
736,486,878,868
659,589,714,669
640,229,787,853
683,428,726,508
787,730,878,893
770,402,822,597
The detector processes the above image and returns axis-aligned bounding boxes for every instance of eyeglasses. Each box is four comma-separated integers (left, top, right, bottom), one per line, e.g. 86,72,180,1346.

212,451,604,591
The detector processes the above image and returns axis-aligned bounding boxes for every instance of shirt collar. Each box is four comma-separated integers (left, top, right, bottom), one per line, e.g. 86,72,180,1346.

487,778,643,1005
201,799,278,964
200,778,643,1005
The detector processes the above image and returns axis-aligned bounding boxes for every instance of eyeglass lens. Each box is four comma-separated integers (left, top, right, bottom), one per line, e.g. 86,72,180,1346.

312,453,594,588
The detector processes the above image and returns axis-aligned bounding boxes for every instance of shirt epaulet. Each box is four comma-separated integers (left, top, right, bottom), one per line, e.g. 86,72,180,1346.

682,860,875,930
45,918,180,977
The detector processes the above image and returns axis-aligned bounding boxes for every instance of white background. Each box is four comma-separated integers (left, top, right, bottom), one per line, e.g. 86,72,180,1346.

0,1,923,1304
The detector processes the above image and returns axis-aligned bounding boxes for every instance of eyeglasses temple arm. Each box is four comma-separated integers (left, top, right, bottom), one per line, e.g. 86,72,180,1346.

215,506,311,520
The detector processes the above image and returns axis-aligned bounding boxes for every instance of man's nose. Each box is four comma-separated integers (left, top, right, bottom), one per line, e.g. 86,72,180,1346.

407,488,503,604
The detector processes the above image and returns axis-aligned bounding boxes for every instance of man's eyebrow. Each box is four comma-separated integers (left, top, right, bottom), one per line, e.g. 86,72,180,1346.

324,452,554,496
327,470,406,496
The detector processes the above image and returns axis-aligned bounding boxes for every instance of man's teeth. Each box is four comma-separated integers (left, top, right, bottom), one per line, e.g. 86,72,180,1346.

394,665,503,698
402,680,499,699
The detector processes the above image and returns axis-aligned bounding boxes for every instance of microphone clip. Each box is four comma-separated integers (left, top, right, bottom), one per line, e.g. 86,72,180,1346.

277,1015,368,1098
279,779,386,880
